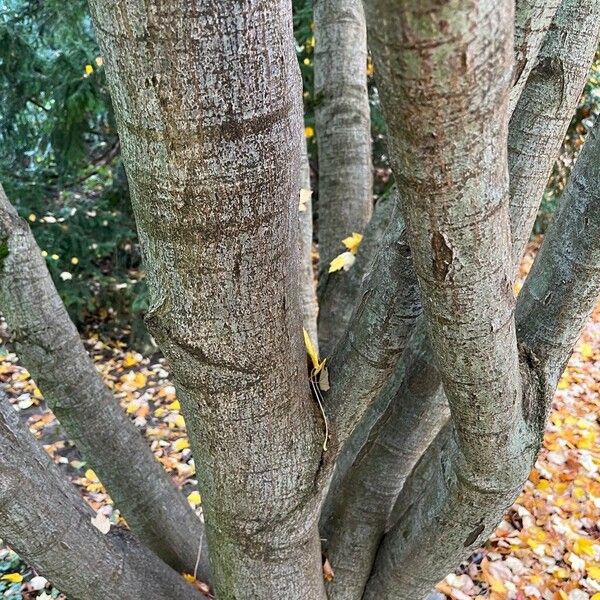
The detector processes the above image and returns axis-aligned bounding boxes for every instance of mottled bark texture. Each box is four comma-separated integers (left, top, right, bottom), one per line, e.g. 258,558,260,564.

88,2,326,598
314,0,373,355
322,327,448,600
0,185,209,579
510,0,560,114
517,114,600,390
299,138,319,347
0,392,203,600
323,203,421,450
360,2,541,597
321,4,600,587
509,0,600,268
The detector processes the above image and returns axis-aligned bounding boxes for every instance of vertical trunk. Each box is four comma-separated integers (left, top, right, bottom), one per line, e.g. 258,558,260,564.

88,2,326,597
361,2,534,597
0,392,203,600
314,0,373,355
0,186,209,579
299,138,319,347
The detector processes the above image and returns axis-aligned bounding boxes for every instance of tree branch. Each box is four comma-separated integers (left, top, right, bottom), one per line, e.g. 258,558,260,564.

510,0,561,115
322,4,600,592
509,0,600,269
0,184,210,580
314,0,373,355
0,392,204,600
299,136,319,347
517,113,600,391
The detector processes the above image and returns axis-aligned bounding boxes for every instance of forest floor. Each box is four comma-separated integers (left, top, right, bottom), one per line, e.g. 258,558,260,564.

0,242,599,600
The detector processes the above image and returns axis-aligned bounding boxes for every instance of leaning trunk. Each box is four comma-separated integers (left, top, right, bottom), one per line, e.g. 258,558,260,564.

0,392,203,600
0,185,209,579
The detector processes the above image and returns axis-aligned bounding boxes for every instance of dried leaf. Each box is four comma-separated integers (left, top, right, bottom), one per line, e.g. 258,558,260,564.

299,188,312,212
91,512,111,534
303,328,325,372
328,251,356,273
323,559,335,582
1,573,23,583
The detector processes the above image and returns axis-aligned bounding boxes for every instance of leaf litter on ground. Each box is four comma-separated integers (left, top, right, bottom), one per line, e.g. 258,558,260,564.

0,240,598,599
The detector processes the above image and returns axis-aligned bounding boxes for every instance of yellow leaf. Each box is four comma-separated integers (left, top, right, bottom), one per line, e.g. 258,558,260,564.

328,251,356,273
85,469,98,482
168,400,181,411
187,491,201,507
574,537,596,557
84,64,94,75
122,352,139,368
591,593,600,600
342,232,363,255
489,578,506,594
1,573,23,583
580,342,594,359
173,438,190,452
183,573,196,583
132,372,147,388
304,126,314,139
557,378,569,390
587,564,600,580
303,328,325,373
174,414,186,429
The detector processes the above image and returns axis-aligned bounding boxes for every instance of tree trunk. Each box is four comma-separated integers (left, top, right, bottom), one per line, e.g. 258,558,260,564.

510,0,561,114
0,185,209,580
314,0,373,355
299,138,319,347
509,0,600,268
0,392,203,600
88,2,326,597
360,1,535,597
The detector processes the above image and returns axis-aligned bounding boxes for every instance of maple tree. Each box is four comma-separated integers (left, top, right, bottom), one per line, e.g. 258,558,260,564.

1,1,600,599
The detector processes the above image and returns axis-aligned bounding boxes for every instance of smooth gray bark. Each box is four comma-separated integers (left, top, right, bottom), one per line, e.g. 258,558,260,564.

88,2,326,598
323,203,421,450
320,3,600,595
517,114,600,390
0,392,203,600
0,185,209,579
510,0,561,114
314,0,373,355
322,328,448,599
509,0,600,268
359,2,542,597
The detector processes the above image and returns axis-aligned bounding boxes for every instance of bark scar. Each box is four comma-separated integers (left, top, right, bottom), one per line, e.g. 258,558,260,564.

431,231,454,281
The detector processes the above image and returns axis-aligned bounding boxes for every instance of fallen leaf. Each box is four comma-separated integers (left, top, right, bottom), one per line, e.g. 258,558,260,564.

1,573,23,583
187,491,201,508
91,512,111,534
323,558,335,582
